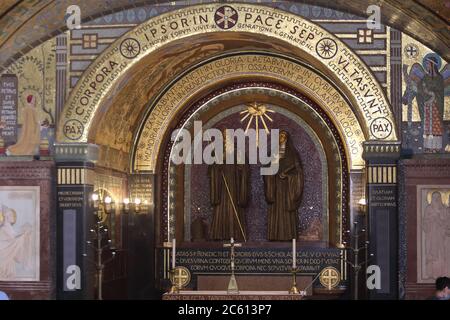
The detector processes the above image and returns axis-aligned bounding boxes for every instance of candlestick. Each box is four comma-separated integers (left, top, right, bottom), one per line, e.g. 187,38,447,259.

172,238,176,269
292,238,296,269
169,268,179,294
289,267,299,294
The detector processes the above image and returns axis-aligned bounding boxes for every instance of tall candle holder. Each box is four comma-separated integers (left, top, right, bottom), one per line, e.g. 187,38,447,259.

85,192,117,300
340,221,373,300
289,267,300,294
168,238,179,294
169,268,180,294
289,238,300,294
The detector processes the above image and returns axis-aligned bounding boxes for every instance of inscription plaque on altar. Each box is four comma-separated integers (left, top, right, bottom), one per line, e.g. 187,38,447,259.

0,74,18,146
161,246,344,290
173,247,341,273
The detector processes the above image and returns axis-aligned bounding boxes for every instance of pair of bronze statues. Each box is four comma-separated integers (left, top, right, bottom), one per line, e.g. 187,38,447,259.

208,130,304,241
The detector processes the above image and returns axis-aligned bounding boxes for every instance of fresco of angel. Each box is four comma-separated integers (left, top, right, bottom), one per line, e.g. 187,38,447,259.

402,53,450,153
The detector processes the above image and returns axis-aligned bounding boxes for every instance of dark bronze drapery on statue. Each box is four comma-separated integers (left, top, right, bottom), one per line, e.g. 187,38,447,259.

263,131,304,241
209,161,249,241
209,129,249,241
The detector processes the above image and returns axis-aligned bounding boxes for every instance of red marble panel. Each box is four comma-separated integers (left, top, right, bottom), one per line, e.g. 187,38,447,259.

0,160,56,300
402,157,450,300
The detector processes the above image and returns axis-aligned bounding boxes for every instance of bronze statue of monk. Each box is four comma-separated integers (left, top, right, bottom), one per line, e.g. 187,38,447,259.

209,130,249,241
263,130,303,241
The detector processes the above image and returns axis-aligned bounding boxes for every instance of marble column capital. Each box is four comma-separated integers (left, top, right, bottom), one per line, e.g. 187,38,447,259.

363,141,401,162
54,143,99,163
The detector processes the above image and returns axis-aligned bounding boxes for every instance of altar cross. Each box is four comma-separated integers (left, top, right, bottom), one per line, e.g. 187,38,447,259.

224,237,242,269
224,237,241,293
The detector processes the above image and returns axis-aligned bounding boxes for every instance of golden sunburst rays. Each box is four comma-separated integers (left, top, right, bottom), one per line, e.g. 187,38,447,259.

240,102,275,145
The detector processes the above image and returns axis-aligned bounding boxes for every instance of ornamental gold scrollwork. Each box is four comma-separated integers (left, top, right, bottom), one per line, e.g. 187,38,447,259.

319,267,341,290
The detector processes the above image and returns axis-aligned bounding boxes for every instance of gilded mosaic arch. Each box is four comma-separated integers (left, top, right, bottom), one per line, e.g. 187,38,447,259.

158,82,350,245
133,53,365,171
57,3,398,152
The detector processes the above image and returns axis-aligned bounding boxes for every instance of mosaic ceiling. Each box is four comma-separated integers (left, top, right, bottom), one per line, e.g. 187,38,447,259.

0,0,448,71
